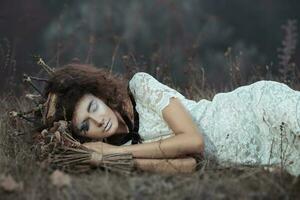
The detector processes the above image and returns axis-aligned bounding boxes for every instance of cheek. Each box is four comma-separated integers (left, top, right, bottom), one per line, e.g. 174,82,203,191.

111,111,119,129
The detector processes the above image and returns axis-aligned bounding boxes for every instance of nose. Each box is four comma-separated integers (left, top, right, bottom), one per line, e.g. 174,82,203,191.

89,115,105,127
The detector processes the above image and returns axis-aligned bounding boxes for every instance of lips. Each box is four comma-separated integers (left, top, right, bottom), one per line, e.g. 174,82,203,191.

104,119,111,131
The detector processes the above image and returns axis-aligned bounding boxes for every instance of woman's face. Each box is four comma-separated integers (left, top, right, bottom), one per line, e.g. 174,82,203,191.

72,94,120,139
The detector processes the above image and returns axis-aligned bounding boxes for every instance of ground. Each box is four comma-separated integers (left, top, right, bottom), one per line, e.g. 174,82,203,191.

0,93,299,200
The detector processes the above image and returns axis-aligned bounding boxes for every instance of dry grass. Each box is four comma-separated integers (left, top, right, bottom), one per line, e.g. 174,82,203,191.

0,89,299,200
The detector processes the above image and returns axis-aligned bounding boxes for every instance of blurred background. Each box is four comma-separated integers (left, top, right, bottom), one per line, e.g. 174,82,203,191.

0,0,300,95
0,2,300,199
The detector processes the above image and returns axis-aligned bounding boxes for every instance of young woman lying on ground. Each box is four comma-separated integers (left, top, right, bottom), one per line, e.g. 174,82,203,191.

43,64,300,176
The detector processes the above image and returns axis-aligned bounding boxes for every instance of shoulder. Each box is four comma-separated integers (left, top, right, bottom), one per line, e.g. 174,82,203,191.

129,72,153,84
129,71,185,99
128,72,156,94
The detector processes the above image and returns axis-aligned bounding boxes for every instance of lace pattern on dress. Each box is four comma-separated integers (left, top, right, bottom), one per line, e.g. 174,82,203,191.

127,72,189,142
129,72,186,119
127,73,300,176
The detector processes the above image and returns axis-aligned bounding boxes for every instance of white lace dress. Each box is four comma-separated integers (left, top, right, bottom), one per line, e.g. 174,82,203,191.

124,72,300,176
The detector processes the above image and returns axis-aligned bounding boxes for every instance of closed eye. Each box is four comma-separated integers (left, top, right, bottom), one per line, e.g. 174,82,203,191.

88,100,98,113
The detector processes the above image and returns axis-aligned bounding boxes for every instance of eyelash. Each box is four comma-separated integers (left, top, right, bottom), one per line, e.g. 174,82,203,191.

90,101,98,112
80,100,97,134
80,121,89,134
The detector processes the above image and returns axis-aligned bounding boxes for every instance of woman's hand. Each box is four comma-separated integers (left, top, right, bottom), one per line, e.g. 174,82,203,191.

82,141,119,155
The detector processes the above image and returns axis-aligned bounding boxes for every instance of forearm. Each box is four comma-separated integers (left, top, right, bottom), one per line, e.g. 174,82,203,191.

133,157,197,174
115,133,203,159
83,133,203,159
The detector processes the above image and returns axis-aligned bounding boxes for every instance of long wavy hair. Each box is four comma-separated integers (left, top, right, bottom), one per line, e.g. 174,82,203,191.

43,63,142,145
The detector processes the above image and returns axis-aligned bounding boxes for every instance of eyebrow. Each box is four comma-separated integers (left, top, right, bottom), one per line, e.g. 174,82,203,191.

87,100,93,112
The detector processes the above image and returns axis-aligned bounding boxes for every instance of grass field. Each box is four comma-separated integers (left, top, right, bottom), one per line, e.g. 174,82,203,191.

0,83,299,200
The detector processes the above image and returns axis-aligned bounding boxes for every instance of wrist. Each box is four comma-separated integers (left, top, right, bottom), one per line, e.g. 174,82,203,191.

113,145,127,154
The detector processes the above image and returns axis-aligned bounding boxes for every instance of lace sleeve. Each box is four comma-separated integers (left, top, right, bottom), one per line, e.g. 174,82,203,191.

129,72,186,118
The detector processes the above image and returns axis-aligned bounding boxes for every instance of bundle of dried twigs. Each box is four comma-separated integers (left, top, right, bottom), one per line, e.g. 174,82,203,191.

10,57,135,174
34,120,135,174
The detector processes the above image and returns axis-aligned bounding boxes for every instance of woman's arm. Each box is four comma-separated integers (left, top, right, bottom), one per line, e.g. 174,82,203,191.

133,157,197,174
83,97,204,159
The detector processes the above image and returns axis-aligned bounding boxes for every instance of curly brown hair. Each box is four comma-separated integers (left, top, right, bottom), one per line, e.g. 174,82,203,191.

43,63,141,145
